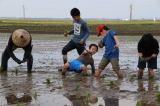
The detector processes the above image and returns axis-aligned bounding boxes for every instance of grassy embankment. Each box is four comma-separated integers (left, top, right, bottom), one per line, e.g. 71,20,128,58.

0,19,160,35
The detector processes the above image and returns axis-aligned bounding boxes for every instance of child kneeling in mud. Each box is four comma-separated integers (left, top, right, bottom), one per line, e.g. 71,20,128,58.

61,44,98,76
95,24,123,78
137,33,159,79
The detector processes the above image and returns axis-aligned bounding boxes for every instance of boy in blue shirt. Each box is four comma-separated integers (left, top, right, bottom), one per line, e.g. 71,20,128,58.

95,24,123,78
62,8,89,64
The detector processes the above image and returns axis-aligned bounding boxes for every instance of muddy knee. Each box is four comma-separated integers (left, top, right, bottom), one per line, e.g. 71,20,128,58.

81,65,87,71
63,63,70,69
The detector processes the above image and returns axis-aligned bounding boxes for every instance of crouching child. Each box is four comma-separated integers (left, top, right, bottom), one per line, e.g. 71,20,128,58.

61,44,98,76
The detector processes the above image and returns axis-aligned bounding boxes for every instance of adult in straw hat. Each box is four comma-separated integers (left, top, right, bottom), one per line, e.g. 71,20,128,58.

1,29,33,73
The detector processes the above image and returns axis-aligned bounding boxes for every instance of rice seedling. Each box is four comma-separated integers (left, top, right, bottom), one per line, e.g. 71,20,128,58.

136,100,142,106
155,92,160,102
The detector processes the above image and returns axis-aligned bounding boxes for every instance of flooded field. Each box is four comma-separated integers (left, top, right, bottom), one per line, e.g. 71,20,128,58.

0,34,160,106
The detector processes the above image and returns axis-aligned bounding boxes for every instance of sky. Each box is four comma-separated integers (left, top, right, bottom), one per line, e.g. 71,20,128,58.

0,0,160,19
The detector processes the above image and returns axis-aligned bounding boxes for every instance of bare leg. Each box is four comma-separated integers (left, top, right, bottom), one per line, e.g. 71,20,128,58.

115,70,123,79
148,68,154,79
63,55,68,64
80,65,88,76
95,69,102,77
62,63,70,75
138,69,144,79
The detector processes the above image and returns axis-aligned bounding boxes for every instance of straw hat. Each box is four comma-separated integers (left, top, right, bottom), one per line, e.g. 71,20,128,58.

12,29,31,47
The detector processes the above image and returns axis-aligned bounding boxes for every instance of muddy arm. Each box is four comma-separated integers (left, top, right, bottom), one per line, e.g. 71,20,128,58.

90,61,95,74
6,38,22,64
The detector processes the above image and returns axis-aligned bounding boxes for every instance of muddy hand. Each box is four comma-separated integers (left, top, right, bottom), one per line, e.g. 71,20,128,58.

151,54,157,58
114,44,119,48
64,31,68,37
79,39,84,44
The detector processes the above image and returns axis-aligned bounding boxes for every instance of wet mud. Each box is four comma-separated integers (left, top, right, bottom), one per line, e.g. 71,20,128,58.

0,34,160,106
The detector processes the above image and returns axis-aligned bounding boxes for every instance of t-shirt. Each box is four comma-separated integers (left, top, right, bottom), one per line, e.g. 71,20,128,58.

69,19,89,43
102,30,119,58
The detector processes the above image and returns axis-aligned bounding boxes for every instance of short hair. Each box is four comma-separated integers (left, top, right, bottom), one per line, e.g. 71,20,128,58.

89,44,98,51
100,26,110,32
103,26,110,31
70,8,80,16
141,33,154,42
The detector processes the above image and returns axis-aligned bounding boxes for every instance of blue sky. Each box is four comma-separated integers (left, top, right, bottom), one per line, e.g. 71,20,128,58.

0,0,160,19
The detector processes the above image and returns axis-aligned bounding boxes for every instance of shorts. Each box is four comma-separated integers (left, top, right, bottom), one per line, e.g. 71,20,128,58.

138,57,157,69
62,40,85,55
68,60,84,73
98,57,120,71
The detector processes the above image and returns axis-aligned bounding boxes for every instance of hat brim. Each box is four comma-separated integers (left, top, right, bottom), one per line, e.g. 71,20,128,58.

12,29,31,47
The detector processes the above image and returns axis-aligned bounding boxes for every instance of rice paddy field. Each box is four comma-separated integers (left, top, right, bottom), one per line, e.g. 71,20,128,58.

0,32,160,106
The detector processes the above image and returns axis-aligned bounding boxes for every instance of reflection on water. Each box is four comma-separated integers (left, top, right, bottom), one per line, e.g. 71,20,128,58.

66,94,120,106
5,94,32,105
0,72,33,105
137,80,157,106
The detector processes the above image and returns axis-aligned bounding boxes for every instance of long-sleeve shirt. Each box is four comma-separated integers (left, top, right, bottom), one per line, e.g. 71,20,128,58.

6,35,32,62
69,19,89,43
76,51,95,73
138,37,159,57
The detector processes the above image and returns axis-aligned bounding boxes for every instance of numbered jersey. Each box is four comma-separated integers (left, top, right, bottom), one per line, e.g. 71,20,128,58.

74,23,81,35
71,19,89,43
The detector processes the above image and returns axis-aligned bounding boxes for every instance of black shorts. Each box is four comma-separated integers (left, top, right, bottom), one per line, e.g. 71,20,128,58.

137,57,157,69
62,40,85,55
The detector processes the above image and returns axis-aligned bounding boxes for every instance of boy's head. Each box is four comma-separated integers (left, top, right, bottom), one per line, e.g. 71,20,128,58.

89,44,98,55
70,8,81,21
97,24,109,36
141,33,154,43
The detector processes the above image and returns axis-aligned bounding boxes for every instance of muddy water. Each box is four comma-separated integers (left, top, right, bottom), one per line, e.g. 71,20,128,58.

0,34,160,106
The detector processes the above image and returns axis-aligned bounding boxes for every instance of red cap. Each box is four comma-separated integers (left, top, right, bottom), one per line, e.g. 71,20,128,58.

97,24,105,37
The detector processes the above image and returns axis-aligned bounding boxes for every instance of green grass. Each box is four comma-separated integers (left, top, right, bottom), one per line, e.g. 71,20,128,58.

1,19,160,25
156,92,160,102
136,100,142,106
155,85,160,91
85,92,92,100
32,92,38,100
1,19,160,35
55,86,63,89
45,78,51,84
75,83,81,89
129,74,137,82
16,103,23,106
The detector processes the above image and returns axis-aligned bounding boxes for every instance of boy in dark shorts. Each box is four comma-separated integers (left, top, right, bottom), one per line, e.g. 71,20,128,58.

95,24,123,78
61,44,98,76
137,33,159,79
62,8,89,64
